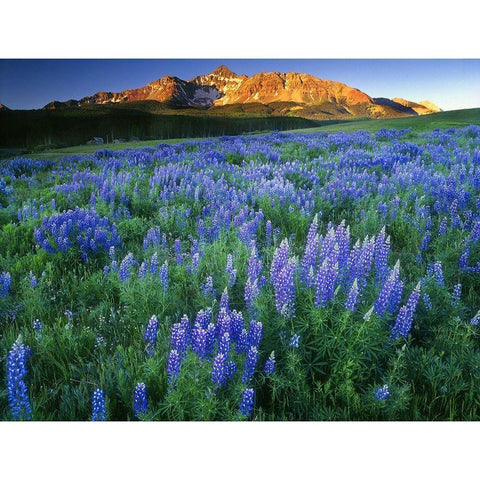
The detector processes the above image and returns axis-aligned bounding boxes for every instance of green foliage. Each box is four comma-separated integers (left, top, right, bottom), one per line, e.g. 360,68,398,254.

2,125,480,421
0,107,319,150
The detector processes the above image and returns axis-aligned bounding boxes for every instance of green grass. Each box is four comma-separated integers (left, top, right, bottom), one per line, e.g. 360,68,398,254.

11,108,478,160
2,125,480,421
0,107,319,152
20,137,213,160
287,108,480,134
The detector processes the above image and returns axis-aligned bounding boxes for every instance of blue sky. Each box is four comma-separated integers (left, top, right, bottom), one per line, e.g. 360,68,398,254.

0,59,479,111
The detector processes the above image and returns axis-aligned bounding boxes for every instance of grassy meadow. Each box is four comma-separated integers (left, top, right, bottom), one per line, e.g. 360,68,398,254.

1,114,480,421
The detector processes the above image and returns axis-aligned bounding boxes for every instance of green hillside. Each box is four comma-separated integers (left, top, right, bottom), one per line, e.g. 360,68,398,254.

288,108,480,134
0,106,321,151
1,107,478,160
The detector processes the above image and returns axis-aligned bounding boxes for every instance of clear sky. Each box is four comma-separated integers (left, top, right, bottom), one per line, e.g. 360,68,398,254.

0,59,479,111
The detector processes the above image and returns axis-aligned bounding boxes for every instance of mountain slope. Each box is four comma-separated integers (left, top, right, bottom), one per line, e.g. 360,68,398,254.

392,98,443,116
41,65,441,119
200,70,373,106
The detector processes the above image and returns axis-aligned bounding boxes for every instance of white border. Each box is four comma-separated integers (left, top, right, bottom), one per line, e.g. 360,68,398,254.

1,0,479,58
0,422,478,479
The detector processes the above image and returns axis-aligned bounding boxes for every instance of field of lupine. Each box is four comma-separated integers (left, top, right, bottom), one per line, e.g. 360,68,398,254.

1,125,480,421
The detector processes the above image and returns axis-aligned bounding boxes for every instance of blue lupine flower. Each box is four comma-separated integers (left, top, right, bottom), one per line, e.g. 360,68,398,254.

452,283,462,302
218,332,231,358
226,360,237,380
211,352,227,386
133,383,148,418
265,220,272,246
174,239,182,255
301,214,319,287
192,323,207,359
174,239,183,265
170,321,188,357
423,293,433,311
374,261,401,317
119,252,135,282
470,310,480,326
7,338,32,420
144,315,159,357
206,323,217,355
219,288,230,313
405,282,421,313
28,271,38,288
247,242,265,287
390,282,421,340
143,226,162,250
239,388,255,417
91,389,107,421
200,276,215,298
244,243,265,316
241,346,258,383
236,328,249,354
138,261,147,279
471,221,480,243
34,207,121,260
351,236,374,289
334,220,350,272
449,199,461,228
289,334,300,348
217,308,231,342
0,272,11,298
197,218,206,238
388,278,404,314
375,385,390,400
190,252,200,274
33,319,43,341
432,261,444,286
167,349,181,382
345,279,359,311
159,261,169,291
459,248,470,270
244,276,260,314
277,258,297,317
195,308,212,329
419,232,430,251
65,309,73,329
271,239,296,316
225,254,237,287
229,310,244,344
247,320,263,348
425,215,433,231
314,245,339,308
94,335,106,349
438,217,448,236
263,351,276,375
149,252,158,274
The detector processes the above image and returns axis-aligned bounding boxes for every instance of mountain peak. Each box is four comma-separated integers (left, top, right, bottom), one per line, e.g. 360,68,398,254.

39,66,441,119
392,97,441,115
210,65,238,78
419,100,442,112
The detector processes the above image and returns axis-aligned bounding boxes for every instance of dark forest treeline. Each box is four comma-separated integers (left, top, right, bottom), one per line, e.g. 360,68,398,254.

0,109,320,149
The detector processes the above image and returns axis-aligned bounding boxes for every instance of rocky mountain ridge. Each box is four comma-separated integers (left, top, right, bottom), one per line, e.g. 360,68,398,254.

41,65,442,119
